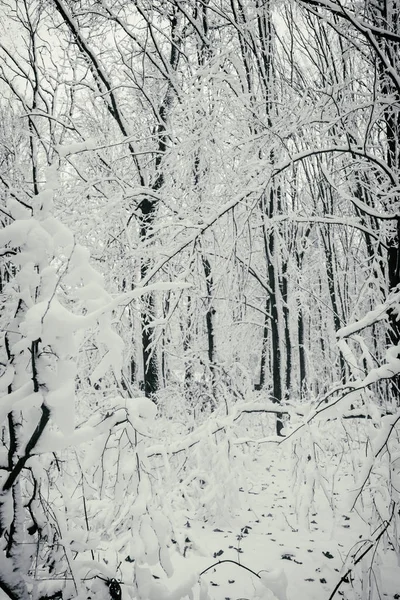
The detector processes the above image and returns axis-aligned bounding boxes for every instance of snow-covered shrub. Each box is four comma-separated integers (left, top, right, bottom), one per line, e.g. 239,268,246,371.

287,285,400,597
0,163,192,600
0,161,126,596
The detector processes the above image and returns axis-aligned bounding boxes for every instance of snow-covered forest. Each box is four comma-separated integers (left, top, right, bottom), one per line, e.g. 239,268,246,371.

0,0,399,599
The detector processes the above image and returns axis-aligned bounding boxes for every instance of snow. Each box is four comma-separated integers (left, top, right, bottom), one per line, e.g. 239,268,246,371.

36,408,127,454
140,515,160,565
361,343,400,385
1,129,400,600
337,303,388,338
46,382,75,435
126,396,158,422
337,287,400,340
0,382,35,424
0,219,34,247
56,138,97,157
6,354,400,600
0,365,14,393
18,298,86,346
42,217,74,248
258,569,288,600
157,440,398,600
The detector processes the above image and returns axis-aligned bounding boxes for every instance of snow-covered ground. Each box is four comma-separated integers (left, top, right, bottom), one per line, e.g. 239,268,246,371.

165,443,400,600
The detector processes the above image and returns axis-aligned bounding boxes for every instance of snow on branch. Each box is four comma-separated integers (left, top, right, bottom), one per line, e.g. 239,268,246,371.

337,286,400,338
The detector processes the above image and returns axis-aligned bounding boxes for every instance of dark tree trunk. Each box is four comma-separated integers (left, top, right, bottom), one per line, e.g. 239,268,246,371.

298,307,306,398
383,94,400,345
161,292,170,388
281,260,291,394
202,256,216,397
256,298,270,390
138,11,181,398
321,227,346,381
141,291,158,398
376,0,400,404
264,190,284,437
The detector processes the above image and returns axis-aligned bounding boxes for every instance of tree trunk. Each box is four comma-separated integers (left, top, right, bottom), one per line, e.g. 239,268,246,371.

281,260,291,394
298,307,306,398
202,255,216,398
264,191,284,436
321,227,346,381
256,298,270,390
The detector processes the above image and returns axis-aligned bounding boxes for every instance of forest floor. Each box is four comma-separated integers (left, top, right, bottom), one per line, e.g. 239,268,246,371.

168,442,400,600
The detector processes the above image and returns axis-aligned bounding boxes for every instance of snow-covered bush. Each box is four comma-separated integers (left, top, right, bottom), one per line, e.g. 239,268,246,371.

286,285,400,597
0,163,193,600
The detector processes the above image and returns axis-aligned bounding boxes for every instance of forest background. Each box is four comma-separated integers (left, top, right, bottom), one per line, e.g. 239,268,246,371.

0,0,400,599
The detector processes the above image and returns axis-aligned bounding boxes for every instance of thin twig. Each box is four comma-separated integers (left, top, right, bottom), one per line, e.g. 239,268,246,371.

328,503,396,600
199,559,261,579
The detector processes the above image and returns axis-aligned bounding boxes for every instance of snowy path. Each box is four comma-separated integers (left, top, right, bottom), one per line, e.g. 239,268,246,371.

170,444,400,600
